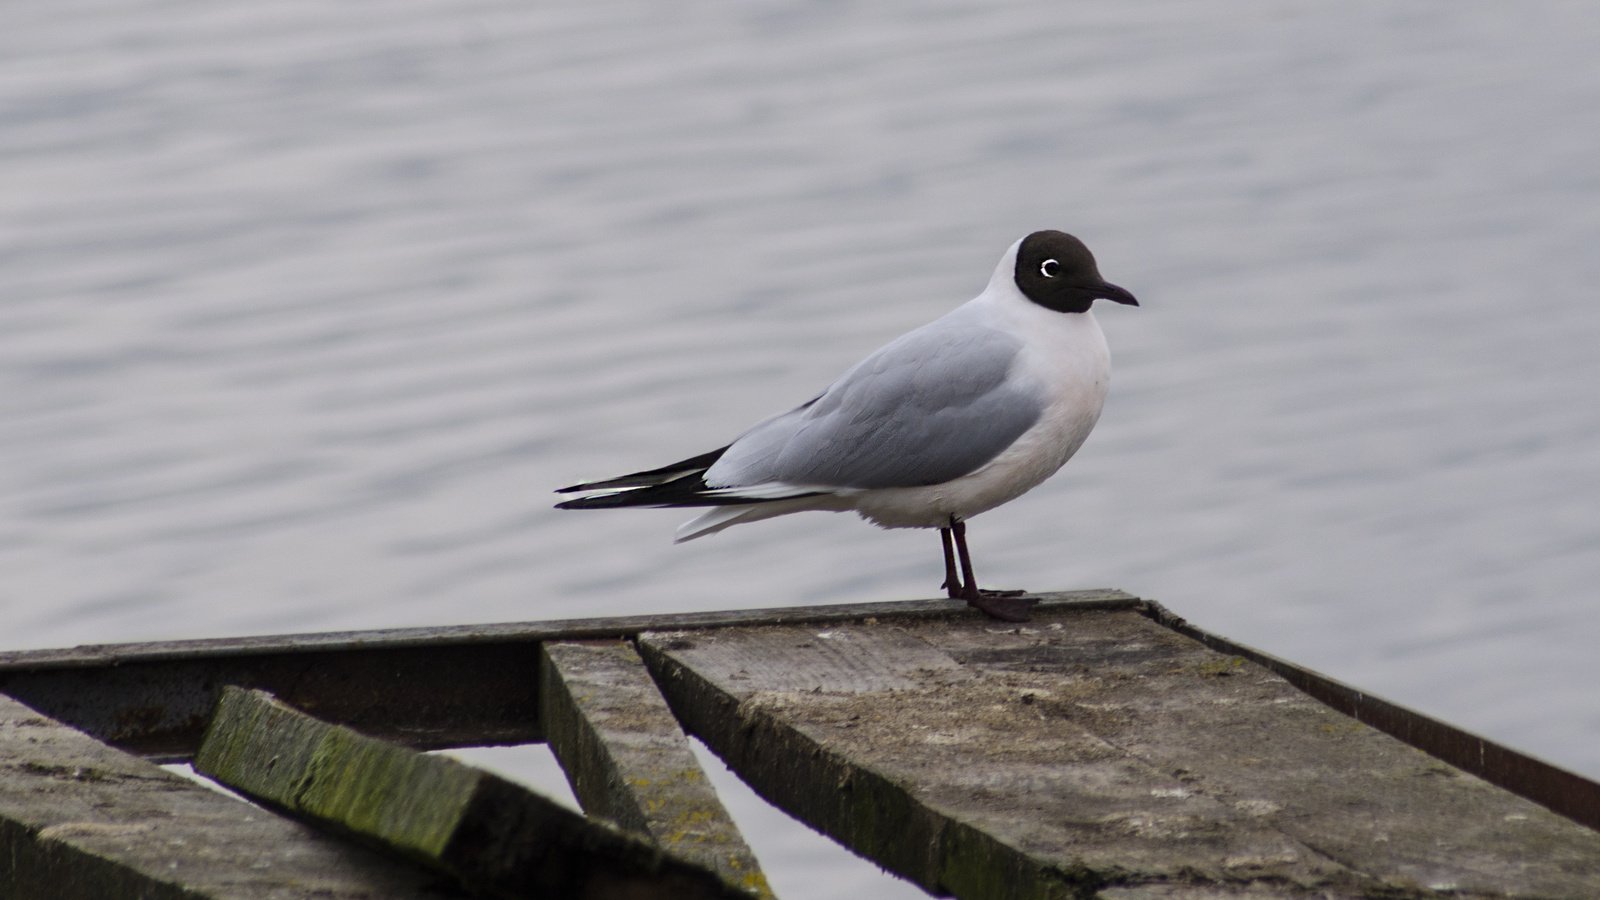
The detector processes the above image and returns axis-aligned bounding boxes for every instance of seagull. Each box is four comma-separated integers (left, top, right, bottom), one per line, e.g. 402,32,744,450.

556,230,1137,621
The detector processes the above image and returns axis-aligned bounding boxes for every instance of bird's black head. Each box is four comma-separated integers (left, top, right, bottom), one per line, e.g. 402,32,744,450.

1012,230,1139,314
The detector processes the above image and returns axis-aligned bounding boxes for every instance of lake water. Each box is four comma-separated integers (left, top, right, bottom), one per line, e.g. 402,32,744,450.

6,1,1600,895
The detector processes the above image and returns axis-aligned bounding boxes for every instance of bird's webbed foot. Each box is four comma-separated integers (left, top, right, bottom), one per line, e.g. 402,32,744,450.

958,586,1037,622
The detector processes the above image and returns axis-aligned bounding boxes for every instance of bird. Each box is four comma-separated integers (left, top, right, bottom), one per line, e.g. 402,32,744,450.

556,230,1137,622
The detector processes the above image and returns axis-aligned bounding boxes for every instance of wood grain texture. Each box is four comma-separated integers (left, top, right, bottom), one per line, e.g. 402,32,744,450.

640,610,1600,899
540,640,772,897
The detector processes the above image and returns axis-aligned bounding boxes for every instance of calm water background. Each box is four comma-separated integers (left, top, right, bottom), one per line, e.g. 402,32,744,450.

6,1,1600,895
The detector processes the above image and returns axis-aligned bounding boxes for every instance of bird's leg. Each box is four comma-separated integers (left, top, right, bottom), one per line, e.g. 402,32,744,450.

950,518,979,598
950,517,1036,622
939,526,962,597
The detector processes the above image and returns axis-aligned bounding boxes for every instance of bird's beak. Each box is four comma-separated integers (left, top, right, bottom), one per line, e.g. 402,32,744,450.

1097,282,1139,306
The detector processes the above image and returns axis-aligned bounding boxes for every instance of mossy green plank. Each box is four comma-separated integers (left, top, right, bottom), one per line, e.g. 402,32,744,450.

195,686,754,900
197,687,479,858
0,692,460,899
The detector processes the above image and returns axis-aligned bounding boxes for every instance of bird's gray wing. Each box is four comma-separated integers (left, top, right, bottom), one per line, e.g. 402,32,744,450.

705,317,1043,491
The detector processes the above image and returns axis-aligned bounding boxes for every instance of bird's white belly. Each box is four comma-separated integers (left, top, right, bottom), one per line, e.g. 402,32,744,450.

850,322,1110,529
849,407,1100,527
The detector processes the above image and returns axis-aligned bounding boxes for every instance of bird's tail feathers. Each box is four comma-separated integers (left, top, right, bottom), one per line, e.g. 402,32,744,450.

673,506,759,542
673,494,837,542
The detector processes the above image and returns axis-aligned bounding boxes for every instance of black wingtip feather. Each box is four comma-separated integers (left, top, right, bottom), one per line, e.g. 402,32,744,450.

553,475,763,510
555,444,765,509
554,491,658,510
555,445,731,494
555,442,826,511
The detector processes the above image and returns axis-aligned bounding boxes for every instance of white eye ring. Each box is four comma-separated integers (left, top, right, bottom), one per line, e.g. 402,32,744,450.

1040,258,1060,278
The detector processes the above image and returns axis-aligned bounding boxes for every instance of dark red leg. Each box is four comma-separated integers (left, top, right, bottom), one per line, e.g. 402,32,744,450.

939,526,961,597
949,518,1036,622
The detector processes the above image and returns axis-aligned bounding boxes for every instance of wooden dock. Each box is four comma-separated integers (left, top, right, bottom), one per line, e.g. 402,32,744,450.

2,589,1599,898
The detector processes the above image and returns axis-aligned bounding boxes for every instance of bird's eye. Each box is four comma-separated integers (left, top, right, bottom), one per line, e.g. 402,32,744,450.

1040,259,1060,278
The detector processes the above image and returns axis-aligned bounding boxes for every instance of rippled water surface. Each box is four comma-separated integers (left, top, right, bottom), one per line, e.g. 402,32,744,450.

6,1,1600,893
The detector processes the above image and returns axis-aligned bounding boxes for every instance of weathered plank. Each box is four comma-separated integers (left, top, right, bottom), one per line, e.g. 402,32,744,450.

540,640,773,898
1141,599,1600,833
0,692,462,900
3,587,1592,846
641,624,1340,897
919,612,1600,896
638,612,1600,899
193,686,754,900
0,591,1138,759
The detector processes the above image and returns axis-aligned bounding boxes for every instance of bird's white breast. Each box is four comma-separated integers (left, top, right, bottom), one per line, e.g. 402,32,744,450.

850,288,1111,528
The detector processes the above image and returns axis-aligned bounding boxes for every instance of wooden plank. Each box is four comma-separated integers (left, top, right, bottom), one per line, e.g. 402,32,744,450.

0,591,1140,669
1139,599,1600,832
0,692,462,900
0,591,1137,760
638,613,1600,899
917,611,1600,897
540,640,773,898
193,686,755,900
2,587,1591,842
640,624,1347,897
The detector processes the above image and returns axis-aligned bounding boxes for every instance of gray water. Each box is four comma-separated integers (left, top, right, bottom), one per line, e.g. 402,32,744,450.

6,1,1600,895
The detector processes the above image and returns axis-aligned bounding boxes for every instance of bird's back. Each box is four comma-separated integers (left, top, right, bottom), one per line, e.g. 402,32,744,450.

703,302,1046,492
